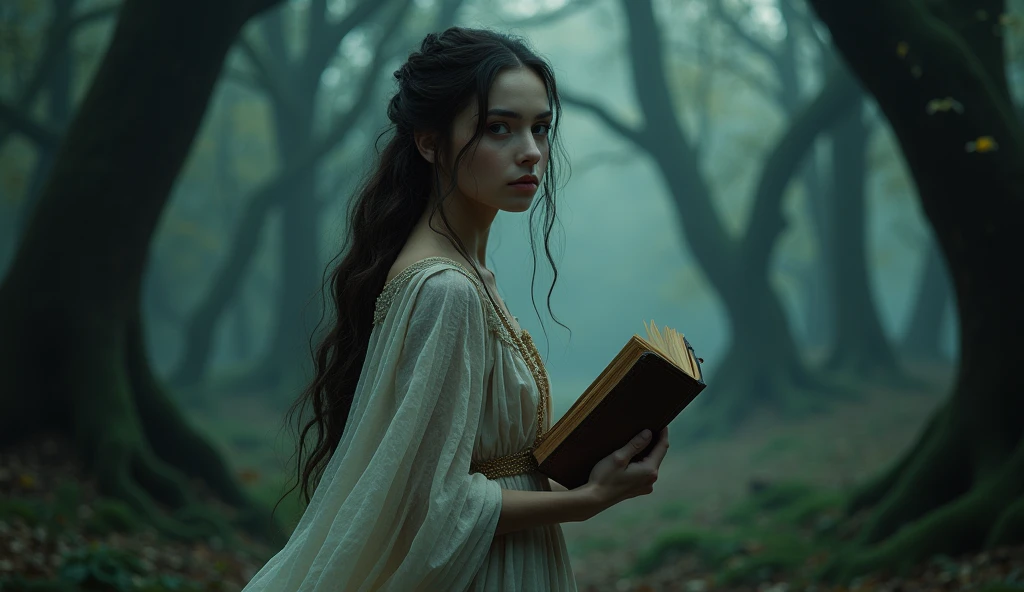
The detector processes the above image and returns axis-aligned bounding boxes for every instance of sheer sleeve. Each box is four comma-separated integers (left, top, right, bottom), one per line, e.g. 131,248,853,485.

243,267,502,592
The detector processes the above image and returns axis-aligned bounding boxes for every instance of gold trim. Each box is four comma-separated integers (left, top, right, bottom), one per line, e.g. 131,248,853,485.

372,256,550,480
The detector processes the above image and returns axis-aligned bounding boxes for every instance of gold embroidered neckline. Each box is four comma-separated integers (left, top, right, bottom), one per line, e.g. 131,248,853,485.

374,255,552,479
376,256,526,339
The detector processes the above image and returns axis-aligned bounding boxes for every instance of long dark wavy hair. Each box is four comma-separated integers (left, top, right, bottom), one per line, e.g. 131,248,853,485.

279,26,571,508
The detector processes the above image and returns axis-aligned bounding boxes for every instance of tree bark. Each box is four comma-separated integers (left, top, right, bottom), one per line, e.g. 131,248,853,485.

778,0,833,351
823,99,904,382
254,8,324,388
0,0,283,542
807,0,1024,577
900,238,954,362
17,0,75,237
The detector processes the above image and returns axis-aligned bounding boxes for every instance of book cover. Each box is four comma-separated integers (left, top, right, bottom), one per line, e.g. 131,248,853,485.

534,327,706,490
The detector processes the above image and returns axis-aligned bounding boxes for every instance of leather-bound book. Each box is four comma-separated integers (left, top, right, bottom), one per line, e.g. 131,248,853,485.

534,321,706,490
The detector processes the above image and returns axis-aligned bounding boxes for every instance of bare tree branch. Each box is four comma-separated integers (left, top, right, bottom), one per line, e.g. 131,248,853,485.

0,3,121,148
669,39,780,100
782,0,831,57
435,0,465,29
0,99,59,150
692,6,716,154
708,0,779,69
171,0,413,386
305,0,389,83
740,64,862,271
222,67,266,93
494,0,601,28
570,149,639,175
234,33,304,114
67,4,120,30
560,92,645,147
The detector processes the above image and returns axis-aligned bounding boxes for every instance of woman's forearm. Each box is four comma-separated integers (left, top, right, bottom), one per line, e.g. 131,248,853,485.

495,485,601,536
548,478,568,492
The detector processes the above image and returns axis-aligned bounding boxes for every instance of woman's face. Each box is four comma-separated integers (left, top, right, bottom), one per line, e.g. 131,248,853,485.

445,67,553,213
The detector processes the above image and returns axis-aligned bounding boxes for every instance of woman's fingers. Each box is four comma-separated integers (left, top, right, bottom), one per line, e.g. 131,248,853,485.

641,427,670,468
613,429,653,466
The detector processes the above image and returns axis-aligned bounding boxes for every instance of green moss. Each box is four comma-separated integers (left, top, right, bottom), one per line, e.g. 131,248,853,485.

975,585,1024,592
0,576,79,591
778,491,846,530
246,477,304,534
0,497,43,525
135,575,207,592
83,498,142,535
751,435,802,462
725,481,815,525
724,481,845,534
630,529,741,575
715,534,814,585
657,501,690,521
58,544,145,592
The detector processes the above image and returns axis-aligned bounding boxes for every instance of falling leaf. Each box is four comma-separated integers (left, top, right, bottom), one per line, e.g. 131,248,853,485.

965,136,999,153
897,41,910,58
238,468,261,484
18,474,36,488
926,97,965,114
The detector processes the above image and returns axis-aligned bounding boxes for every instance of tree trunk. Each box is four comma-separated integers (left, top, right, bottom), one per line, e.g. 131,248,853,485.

798,153,833,352
778,0,833,351
255,57,321,389
807,0,1024,578
585,1,869,439
823,99,904,382
169,0,421,389
900,238,954,362
0,0,283,542
16,0,74,237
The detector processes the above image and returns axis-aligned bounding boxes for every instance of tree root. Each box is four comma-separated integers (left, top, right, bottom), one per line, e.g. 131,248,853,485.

847,403,949,514
857,402,970,544
826,435,1024,581
823,408,1024,582
127,312,284,544
989,495,1024,547
95,440,205,541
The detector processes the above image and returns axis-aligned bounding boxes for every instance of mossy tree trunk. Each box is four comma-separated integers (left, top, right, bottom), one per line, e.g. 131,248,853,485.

806,0,1024,577
0,0,283,542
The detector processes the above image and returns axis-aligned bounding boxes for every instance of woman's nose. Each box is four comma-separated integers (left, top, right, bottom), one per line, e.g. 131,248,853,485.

519,136,542,165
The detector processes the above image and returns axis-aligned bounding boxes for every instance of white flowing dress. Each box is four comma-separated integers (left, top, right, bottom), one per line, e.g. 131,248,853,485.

243,257,578,591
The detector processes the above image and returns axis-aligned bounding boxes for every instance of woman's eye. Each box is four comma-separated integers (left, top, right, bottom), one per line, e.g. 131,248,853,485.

533,123,552,135
488,123,510,134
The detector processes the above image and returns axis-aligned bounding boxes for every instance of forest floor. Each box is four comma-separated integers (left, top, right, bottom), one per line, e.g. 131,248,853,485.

3,359,1024,591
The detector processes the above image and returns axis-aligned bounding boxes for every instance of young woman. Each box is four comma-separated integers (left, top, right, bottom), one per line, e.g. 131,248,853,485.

242,27,670,591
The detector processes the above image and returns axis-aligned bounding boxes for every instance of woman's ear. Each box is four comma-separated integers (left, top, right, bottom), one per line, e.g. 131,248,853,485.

414,131,437,164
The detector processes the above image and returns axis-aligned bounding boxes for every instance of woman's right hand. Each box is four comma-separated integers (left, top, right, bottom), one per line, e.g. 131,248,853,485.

579,427,670,514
